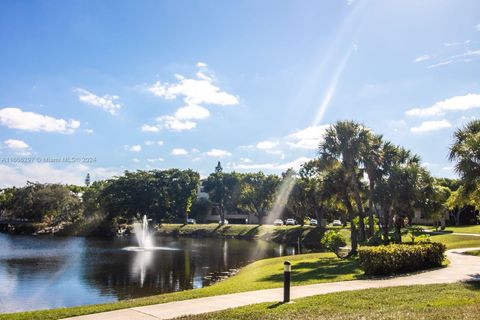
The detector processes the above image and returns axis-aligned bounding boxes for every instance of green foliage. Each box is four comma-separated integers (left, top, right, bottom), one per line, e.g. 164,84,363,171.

358,242,446,275
238,172,280,222
320,230,347,253
0,182,82,223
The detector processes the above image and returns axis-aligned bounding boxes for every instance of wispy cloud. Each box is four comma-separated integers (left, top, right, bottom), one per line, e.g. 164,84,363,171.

233,157,311,171
205,149,232,158
4,139,29,150
0,107,80,134
286,125,330,149
171,148,188,156
125,145,142,152
256,140,279,150
406,93,480,117
410,119,451,133
74,88,121,115
414,54,430,63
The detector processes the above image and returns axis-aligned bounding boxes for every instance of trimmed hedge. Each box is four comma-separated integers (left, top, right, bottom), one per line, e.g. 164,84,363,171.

358,242,446,275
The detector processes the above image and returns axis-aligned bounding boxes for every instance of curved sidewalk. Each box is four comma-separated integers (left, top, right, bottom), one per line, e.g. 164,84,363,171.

64,247,480,320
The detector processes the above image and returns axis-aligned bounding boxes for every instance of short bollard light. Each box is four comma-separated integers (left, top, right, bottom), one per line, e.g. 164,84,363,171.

283,260,291,303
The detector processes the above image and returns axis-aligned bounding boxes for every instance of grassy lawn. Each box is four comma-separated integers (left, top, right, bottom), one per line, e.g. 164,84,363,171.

155,224,351,248
424,233,480,249
445,225,480,234
0,253,361,320
177,283,480,320
465,250,480,256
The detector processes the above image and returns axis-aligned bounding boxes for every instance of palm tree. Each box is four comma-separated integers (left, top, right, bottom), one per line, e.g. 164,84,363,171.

449,120,480,192
320,121,369,242
322,161,358,254
361,132,383,238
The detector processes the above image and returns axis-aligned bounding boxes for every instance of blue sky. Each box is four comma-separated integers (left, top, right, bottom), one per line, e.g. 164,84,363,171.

0,0,479,186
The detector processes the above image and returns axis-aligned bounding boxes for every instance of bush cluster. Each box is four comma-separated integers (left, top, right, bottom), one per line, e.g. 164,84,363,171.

320,230,347,253
358,242,446,275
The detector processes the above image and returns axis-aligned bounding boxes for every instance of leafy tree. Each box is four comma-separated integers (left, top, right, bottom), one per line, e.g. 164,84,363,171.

449,120,480,192
238,172,280,224
203,163,243,224
85,173,91,187
320,121,369,243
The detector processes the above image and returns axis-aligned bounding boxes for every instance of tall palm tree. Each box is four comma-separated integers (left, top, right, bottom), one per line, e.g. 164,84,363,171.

449,120,480,192
322,161,358,254
361,132,383,238
320,121,369,242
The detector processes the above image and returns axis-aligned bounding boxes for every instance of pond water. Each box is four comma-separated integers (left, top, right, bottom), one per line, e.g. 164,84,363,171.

0,233,296,313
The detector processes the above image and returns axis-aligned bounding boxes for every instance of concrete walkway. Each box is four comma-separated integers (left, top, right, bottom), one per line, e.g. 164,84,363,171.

64,247,480,320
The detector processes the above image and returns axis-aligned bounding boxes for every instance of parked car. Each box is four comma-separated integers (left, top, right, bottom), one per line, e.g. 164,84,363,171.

285,218,296,226
273,219,284,226
219,219,229,225
309,219,318,226
332,219,342,226
186,218,196,224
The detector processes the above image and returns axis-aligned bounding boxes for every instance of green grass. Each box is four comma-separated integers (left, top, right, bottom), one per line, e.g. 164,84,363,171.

444,225,480,234
177,283,480,320
155,224,351,248
465,250,480,257
423,233,480,249
0,253,361,320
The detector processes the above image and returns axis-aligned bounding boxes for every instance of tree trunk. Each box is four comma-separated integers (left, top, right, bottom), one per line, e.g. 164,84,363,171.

383,208,390,244
342,192,357,255
350,172,365,242
367,180,375,238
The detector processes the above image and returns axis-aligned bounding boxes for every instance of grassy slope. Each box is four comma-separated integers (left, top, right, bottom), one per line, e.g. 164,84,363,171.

177,283,480,320
155,224,351,248
0,253,361,320
445,225,480,234
465,250,480,256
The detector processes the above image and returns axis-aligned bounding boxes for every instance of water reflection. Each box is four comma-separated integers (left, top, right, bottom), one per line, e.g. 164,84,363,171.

0,233,295,313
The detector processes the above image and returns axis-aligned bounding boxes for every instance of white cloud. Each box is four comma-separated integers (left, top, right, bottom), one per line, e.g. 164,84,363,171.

84,129,94,134
0,107,80,134
256,140,279,150
414,54,430,63
145,63,239,133
148,78,238,107
156,116,196,131
205,149,232,158
141,124,160,133
127,145,142,152
144,140,164,146
74,88,121,115
286,125,330,149
410,120,452,133
233,157,311,171
346,0,355,5
132,158,140,163
240,157,252,163
0,163,119,187
175,105,210,120
476,24,480,31
4,139,28,149
406,93,480,117
171,148,188,156
147,158,164,162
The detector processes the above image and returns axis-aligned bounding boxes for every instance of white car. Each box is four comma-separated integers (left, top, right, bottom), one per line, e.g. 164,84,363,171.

285,218,296,226
332,219,342,227
273,219,283,226
309,219,318,226
186,218,196,224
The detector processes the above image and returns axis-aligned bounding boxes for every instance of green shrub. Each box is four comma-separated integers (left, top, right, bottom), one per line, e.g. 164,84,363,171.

358,242,446,275
320,230,347,253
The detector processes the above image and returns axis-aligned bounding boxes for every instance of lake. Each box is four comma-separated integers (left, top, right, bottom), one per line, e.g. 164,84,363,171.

0,233,296,313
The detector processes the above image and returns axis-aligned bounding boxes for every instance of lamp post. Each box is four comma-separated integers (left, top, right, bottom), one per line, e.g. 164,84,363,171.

283,260,291,303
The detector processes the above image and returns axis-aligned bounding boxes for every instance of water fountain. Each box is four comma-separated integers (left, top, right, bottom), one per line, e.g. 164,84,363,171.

134,215,153,249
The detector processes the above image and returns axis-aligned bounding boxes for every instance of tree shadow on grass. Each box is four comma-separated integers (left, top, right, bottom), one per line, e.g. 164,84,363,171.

464,280,480,290
259,257,363,284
